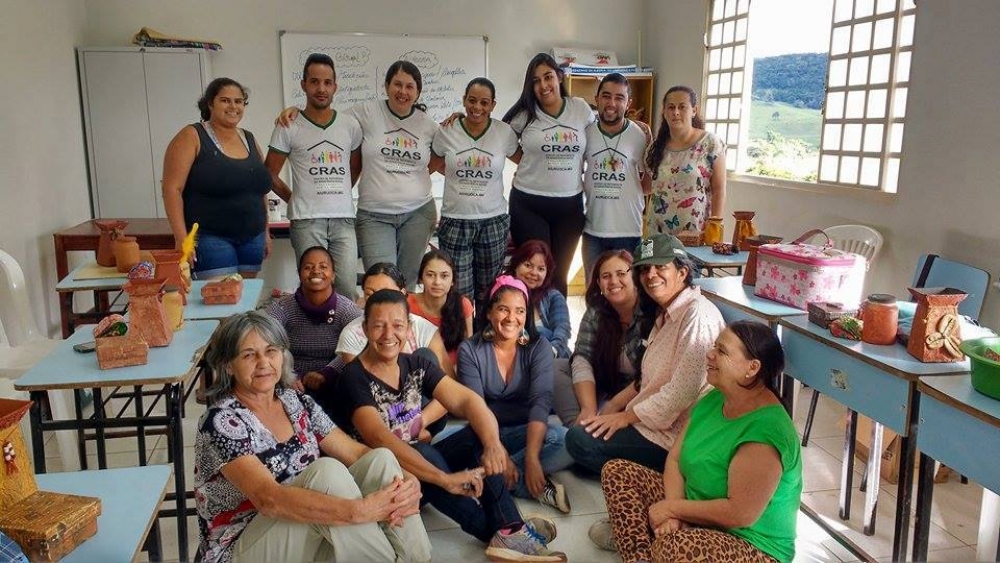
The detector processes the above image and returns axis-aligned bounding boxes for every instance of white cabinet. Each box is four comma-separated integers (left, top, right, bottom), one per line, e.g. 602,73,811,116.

78,47,211,218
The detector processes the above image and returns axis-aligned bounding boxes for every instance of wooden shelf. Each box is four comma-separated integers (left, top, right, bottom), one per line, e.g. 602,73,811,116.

563,73,655,127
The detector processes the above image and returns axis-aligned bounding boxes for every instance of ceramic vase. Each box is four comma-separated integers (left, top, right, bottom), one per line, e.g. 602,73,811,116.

94,219,128,267
731,211,758,251
150,250,189,304
906,287,967,362
113,236,140,273
123,277,173,347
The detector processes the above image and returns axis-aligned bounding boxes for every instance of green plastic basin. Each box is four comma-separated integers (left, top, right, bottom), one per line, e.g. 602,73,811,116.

960,336,1000,400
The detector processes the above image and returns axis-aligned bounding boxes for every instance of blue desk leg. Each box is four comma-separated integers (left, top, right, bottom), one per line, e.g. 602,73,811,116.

840,410,858,520
166,382,189,562
912,452,935,561
29,391,46,473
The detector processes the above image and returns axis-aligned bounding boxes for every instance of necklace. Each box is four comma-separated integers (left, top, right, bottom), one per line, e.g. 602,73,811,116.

599,120,627,156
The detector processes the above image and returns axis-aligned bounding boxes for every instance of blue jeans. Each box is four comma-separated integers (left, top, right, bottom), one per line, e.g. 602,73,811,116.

565,423,667,475
413,426,523,542
355,200,437,290
581,232,641,284
498,423,573,499
290,217,359,299
193,231,265,279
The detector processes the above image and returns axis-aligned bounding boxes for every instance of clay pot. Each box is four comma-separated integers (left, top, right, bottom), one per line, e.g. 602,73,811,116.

150,250,189,304
742,235,783,286
162,286,185,331
731,211,758,251
123,277,173,347
95,219,128,267
906,287,968,362
113,236,140,273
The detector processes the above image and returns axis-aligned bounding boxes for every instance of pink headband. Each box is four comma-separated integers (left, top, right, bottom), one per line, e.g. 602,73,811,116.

490,275,529,301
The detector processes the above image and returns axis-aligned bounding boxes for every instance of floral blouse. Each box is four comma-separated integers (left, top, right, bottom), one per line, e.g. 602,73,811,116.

645,131,725,235
194,388,336,563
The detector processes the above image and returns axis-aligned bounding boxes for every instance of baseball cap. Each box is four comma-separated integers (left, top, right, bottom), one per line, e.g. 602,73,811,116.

632,234,688,267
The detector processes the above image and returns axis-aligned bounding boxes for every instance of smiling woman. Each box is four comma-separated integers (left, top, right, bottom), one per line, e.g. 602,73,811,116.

194,311,431,563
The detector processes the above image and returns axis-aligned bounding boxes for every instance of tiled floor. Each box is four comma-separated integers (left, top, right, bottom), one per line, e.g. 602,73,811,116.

35,295,988,562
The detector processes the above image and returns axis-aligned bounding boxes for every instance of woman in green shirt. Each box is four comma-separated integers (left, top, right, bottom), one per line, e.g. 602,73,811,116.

594,320,802,563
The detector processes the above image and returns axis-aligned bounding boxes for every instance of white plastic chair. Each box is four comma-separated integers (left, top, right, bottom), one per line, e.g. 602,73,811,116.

822,224,884,271
0,249,77,468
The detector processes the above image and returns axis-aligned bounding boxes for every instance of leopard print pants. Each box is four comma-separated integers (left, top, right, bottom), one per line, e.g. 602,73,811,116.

601,459,777,563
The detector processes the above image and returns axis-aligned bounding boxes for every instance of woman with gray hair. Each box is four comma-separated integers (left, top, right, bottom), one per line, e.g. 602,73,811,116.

194,311,431,563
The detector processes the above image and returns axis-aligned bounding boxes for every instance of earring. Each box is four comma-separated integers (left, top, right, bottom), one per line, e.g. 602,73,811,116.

483,325,496,342
517,328,530,346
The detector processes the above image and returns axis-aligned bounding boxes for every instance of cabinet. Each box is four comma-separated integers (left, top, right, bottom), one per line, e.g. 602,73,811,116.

78,47,211,218
563,73,655,127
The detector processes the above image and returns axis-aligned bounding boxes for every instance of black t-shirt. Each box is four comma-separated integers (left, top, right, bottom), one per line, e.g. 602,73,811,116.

336,353,445,443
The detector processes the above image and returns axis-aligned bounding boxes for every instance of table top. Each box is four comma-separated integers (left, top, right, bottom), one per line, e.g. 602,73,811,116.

918,375,1000,428
186,279,264,320
686,245,749,267
780,315,994,379
695,276,805,321
35,465,171,563
14,319,217,390
54,218,173,239
55,261,127,292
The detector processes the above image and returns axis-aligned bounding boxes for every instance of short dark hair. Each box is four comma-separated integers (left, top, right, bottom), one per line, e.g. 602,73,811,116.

303,53,336,81
362,262,406,291
385,60,426,112
364,288,410,320
465,77,496,99
597,72,630,96
297,246,335,271
728,320,785,396
197,77,249,121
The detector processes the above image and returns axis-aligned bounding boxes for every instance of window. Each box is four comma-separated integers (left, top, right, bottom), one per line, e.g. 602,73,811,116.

702,0,916,192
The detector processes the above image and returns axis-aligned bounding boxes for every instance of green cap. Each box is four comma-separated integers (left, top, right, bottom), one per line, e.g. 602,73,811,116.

632,234,688,267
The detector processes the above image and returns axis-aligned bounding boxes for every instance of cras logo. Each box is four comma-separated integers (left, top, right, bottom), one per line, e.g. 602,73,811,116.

381,128,422,160
307,140,346,175
589,147,626,182
455,148,495,179
540,124,581,153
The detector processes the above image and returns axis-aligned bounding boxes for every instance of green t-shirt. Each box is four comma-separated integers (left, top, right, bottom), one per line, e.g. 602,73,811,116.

678,388,802,563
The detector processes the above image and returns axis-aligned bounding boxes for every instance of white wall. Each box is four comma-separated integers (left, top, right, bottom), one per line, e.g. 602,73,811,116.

646,0,1000,327
0,0,91,339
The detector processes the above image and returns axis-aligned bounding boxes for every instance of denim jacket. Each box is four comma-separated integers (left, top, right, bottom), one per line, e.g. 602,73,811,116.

536,288,572,358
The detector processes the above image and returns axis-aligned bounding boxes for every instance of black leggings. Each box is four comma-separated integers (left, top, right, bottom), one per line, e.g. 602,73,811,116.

508,188,584,295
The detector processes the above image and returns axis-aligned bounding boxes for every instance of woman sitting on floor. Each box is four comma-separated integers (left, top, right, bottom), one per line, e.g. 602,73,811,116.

565,234,724,474
596,320,802,563
503,239,572,359
336,289,566,563
459,275,574,514
193,311,430,563
408,249,474,367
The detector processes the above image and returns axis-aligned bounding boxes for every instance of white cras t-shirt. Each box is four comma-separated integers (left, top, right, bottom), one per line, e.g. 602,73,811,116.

268,111,363,220
583,120,649,238
508,96,595,198
348,100,439,214
432,118,519,219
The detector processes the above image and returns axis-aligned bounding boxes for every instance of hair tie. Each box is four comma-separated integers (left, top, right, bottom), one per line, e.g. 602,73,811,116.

489,275,529,301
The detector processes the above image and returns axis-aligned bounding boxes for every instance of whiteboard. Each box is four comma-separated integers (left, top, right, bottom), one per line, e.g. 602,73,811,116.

279,31,488,122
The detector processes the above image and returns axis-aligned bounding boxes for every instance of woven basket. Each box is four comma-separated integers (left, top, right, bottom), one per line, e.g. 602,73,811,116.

0,490,101,562
0,399,37,510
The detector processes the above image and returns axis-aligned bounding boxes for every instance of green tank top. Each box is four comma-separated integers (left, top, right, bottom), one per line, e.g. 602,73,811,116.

678,388,802,563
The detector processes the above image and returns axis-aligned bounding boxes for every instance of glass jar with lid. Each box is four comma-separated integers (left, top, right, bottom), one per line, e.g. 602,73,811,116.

861,293,898,345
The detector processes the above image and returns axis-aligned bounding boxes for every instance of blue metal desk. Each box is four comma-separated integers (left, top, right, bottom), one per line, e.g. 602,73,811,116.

779,315,979,561
913,375,1000,561
36,465,171,562
15,319,217,562
686,245,748,277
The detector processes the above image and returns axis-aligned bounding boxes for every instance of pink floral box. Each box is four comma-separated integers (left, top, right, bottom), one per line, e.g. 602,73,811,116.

753,243,866,310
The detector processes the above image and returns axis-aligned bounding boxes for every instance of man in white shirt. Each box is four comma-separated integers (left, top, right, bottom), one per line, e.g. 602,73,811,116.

581,73,652,281
265,53,363,298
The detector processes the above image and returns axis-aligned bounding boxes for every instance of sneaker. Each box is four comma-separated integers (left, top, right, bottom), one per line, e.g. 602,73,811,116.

588,518,616,551
486,523,568,562
536,477,571,514
524,516,557,543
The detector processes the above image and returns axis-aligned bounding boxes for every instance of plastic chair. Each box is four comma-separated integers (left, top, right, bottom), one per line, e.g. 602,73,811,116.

822,224,884,271
800,225,884,447
0,249,77,469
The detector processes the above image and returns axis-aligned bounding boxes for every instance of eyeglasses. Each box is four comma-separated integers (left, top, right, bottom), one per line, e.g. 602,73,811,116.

599,268,631,282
